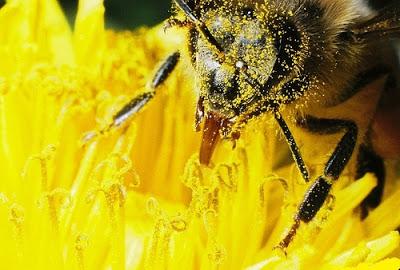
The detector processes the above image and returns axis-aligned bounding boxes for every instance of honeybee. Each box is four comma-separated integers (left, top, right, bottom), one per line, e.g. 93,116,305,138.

89,0,400,249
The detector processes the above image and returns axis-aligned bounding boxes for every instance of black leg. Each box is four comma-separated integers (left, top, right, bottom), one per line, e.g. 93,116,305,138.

111,92,155,128
83,52,180,141
111,51,180,128
356,144,385,219
174,0,224,53
274,111,310,182
278,116,358,249
150,52,181,89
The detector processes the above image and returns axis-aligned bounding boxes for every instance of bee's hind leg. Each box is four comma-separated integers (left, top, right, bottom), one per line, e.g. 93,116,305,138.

278,116,358,250
82,51,180,142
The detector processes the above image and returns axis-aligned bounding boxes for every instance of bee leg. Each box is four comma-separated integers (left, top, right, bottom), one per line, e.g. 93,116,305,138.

274,111,310,182
174,0,224,53
112,51,180,126
278,117,358,249
82,52,180,142
356,144,385,219
164,18,190,31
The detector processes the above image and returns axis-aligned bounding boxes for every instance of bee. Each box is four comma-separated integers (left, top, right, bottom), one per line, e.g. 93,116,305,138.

89,0,400,249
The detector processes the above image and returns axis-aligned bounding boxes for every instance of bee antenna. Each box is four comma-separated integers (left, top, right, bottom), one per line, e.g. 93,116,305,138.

173,0,224,53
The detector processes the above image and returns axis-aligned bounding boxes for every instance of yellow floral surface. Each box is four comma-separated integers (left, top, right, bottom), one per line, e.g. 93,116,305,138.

0,0,399,269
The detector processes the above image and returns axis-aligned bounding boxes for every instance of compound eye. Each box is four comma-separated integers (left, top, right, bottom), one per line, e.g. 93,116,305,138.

265,18,302,88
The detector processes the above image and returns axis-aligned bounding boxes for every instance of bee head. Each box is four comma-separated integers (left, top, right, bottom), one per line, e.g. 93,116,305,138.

192,3,306,121
176,2,307,164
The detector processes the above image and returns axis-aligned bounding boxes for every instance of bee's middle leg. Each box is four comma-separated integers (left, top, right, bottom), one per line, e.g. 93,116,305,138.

278,116,358,249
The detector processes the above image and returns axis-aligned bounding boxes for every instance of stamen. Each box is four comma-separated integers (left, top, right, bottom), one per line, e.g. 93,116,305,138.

21,144,57,191
212,163,238,191
203,209,226,265
170,216,188,232
75,234,89,270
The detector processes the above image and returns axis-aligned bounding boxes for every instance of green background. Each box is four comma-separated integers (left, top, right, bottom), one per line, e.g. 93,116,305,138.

0,0,171,29
60,0,395,29
61,0,172,29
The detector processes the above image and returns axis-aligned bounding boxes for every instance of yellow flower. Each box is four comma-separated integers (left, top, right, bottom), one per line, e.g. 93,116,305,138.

0,0,399,269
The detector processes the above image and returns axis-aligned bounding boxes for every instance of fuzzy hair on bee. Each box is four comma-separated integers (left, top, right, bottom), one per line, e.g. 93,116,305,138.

85,0,400,251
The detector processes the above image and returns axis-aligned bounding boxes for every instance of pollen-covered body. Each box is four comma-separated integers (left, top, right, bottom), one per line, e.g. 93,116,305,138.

190,0,371,120
186,0,397,176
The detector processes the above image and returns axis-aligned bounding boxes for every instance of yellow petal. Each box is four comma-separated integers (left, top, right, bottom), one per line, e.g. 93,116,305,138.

74,0,105,69
0,0,73,75
35,0,74,66
364,185,400,239
329,231,400,267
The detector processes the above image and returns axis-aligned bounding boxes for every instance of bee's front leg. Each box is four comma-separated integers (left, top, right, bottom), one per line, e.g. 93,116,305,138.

82,51,180,142
274,111,310,182
278,116,358,250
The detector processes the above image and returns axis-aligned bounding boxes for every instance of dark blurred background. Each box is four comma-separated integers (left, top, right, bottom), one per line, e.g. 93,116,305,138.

0,0,397,29
0,0,171,29
62,0,396,29
60,0,171,29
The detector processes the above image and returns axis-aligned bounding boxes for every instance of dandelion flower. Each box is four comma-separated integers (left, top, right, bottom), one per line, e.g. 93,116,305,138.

0,0,399,269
